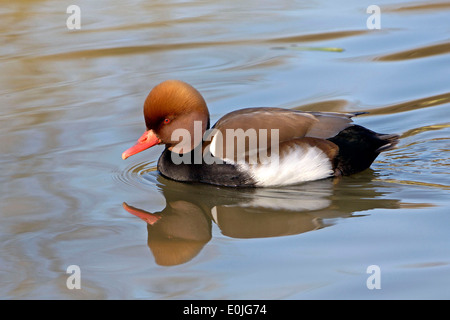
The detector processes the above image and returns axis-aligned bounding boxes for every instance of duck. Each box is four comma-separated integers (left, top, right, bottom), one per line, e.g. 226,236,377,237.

122,80,398,187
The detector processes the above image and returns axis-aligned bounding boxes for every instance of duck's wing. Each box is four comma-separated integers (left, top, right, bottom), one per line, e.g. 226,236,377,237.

304,111,366,139
205,107,358,163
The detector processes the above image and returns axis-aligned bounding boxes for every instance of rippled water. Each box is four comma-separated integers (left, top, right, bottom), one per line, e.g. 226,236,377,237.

1,0,449,299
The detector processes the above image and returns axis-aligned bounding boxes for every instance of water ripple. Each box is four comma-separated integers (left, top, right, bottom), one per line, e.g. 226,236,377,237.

375,41,450,61
113,160,157,190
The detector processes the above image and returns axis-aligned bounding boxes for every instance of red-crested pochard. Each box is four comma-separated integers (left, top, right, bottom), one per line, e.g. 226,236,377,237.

122,80,398,187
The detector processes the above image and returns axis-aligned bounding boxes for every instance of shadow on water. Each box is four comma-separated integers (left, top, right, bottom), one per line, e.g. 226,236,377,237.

122,171,428,266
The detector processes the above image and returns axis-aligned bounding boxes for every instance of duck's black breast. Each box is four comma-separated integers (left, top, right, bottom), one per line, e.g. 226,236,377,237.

157,147,255,187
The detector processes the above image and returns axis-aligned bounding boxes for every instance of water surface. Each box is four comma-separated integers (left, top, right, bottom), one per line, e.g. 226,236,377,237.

1,0,449,299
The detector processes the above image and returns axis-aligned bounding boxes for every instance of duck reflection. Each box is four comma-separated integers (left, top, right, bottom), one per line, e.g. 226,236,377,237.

123,171,401,266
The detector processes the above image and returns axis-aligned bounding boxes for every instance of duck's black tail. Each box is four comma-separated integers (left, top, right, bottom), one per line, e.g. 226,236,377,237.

327,125,399,176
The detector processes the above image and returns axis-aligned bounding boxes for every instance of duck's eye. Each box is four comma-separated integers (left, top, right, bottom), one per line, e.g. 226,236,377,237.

163,118,171,124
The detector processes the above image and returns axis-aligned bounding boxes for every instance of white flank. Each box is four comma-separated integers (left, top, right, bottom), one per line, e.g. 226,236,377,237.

238,146,333,187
